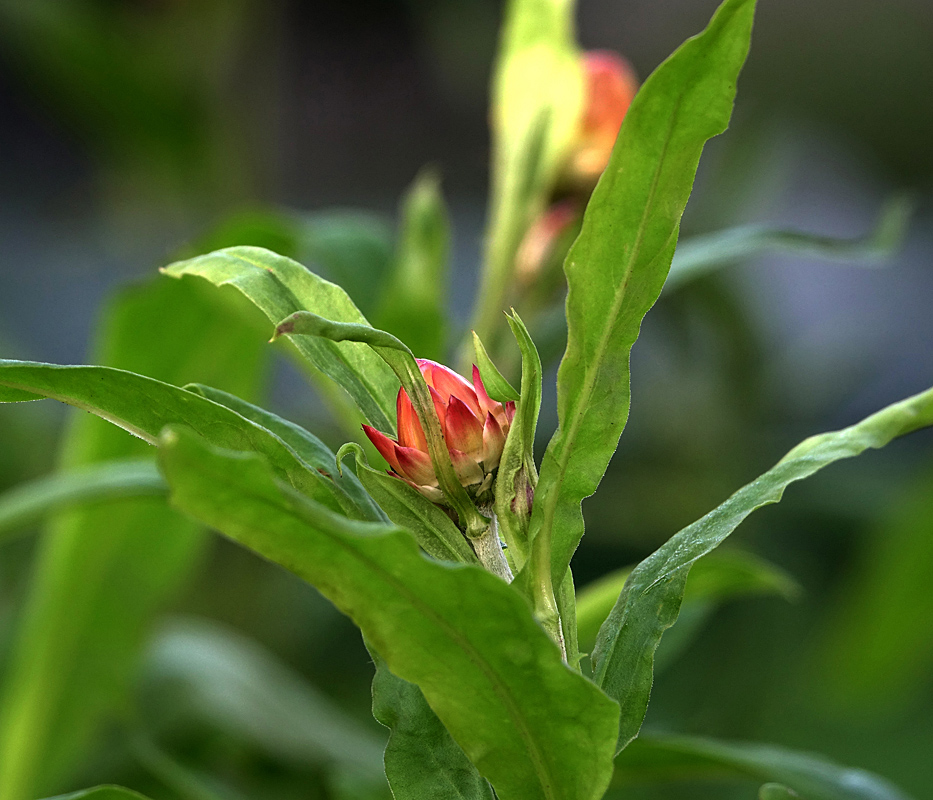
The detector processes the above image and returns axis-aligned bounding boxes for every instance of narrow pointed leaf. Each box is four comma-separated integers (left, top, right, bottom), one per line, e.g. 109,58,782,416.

667,193,913,291
370,649,495,800
0,459,165,545
593,384,933,751
157,427,620,800
162,246,399,433
616,734,913,800
529,0,757,593
0,360,345,514
472,332,520,403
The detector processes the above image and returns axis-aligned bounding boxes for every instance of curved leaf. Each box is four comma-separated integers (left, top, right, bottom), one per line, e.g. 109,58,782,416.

44,788,152,800
0,459,165,545
528,0,758,593
157,427,620,800
0,360,346,515
162,246,399,433
593,384,933,750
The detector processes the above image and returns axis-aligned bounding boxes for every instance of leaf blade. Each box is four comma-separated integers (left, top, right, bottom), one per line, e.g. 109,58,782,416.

158,427,620,800
528,0,757,591
593,384,933,751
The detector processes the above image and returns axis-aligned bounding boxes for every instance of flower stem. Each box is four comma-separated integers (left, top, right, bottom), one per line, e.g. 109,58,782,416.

471,511,514,583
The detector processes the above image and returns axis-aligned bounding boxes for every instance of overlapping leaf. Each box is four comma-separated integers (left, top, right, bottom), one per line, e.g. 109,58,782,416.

162,246,399,433
528,0,758,592
157,427,620,800
593,384,933,750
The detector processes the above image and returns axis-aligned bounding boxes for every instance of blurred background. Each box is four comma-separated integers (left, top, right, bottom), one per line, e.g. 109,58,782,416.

1,0,932,798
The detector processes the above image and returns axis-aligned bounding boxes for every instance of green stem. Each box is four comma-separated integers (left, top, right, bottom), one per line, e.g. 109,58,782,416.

471,511,514,583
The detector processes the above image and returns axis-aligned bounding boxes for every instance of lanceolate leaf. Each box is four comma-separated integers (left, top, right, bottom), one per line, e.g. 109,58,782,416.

370,649,495,800
0,459,165,545
0,360,348,516
616,734,913,800
528,0,757,592
162,246,399,433
157,428,620,800
593,384,933,751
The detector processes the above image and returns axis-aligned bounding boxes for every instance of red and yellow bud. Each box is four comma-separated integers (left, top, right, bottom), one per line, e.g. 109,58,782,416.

566,50,639,187
363,359,515,504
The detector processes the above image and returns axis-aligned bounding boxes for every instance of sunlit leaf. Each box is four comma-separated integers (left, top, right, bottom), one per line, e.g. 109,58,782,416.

593,384,933,751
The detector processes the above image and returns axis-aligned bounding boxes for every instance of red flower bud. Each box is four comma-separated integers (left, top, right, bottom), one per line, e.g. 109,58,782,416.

566,50,639,186
363,359,515,504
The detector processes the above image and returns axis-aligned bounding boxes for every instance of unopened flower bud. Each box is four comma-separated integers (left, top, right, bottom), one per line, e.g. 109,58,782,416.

363,359,515,505
565,50,639,187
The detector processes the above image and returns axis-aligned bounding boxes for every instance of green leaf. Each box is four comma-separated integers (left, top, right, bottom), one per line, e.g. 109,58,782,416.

0,360,347,515
375,169,450,360
575,550,799,657
667,194,914,292
528,0,757,593
0,278,266,800
592,384,933,751
337,443,478,565
157,427,620,800
43,787,153,800
370,649,495,800
184,383,386,523
470,0,584,347
0,459,165,546
615,733,913,800
162,246,399,433
274,311,490,543
142,617,385,776
472,331,520,403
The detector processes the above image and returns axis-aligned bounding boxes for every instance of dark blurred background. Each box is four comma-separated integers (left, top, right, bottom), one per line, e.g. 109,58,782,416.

1,0,932,798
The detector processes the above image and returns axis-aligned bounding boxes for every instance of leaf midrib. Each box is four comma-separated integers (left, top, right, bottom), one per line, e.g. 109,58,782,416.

537,92,686,580
189,461,560,800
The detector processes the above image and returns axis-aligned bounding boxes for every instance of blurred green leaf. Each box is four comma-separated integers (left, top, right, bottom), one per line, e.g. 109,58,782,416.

575,550,800,657
0,278,265,800
667,194,914,291
43,787,152,800
157,427,620,800
760,784,802,800
162,246,399,433
142,617,385,777
528,0,757,594
592,384,933,751
815,461,933,715
471,0,584,347
0,361,349,515
0,459,165,546
370,649,495,800
375,169,450,360
616,734,913,800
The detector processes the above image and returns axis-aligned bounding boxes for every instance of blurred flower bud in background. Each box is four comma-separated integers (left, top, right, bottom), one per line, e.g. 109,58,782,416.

363,359,515,505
